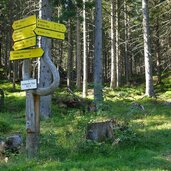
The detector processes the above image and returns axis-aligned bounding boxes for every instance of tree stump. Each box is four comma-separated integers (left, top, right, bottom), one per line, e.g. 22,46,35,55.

86,120,115,142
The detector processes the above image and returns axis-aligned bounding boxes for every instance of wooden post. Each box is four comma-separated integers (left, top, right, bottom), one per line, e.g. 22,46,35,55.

23,60,40,158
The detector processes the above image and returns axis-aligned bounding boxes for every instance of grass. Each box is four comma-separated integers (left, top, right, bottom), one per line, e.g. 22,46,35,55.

0,76,171,171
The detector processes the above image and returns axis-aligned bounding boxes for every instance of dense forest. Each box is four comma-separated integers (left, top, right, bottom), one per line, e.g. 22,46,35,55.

0,0,170,95
0,0,171,170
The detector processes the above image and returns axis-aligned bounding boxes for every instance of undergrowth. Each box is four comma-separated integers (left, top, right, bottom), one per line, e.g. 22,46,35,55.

0,75,171,171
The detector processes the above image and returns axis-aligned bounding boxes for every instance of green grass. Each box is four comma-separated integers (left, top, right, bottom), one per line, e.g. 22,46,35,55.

0,76,171,171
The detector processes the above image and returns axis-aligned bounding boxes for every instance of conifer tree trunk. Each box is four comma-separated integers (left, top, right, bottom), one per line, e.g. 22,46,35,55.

116,0,121,87
76,7,81,89
94,0,103,105
110,0,116,88
83,0,87,97
142,0,154,97
155,17,161,84
67,19,73,87
38,0,53,119
124,0,129,84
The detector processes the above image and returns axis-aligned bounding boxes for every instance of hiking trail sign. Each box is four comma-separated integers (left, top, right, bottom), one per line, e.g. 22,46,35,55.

11,15,65,159
12,15,36,30
10,48,44,60
13,37,36,51
10,15,66,60
12,25,36,42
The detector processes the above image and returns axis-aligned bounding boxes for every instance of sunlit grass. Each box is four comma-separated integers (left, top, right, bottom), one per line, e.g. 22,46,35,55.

0,75,171,170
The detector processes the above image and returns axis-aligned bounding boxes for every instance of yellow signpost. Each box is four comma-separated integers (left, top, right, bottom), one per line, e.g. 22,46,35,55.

12,25,36,41
12,15,36,30
37,19,66,33
11,15,67,159
34,28,65,40
13,37,36,51
10,48,44,60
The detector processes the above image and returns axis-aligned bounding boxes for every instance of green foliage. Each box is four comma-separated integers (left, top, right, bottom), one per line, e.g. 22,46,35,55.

0,75,171,170
0,121,12,134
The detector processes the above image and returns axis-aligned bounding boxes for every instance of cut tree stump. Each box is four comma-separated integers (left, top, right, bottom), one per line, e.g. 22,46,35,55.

86,120,116,142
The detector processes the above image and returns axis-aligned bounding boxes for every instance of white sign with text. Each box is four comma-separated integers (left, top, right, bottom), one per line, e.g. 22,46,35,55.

21,79,37,90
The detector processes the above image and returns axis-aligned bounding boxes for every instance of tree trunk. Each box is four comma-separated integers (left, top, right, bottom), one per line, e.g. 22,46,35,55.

142,0,154,97
94,0,103,105
124,0,129,84
110,0,116,88
38,0,52,119
67,19,73,88
116,0,121,87
83,0,87,98
76,8,81,89
0,42,2,67
155,17,161,84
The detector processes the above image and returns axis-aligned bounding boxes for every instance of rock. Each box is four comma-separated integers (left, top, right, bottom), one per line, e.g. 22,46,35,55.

0,140,6,153
131,102,145,111
162,102,171,106
5,134,22,152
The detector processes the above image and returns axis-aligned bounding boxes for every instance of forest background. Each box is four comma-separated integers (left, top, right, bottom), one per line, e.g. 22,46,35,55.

0,0,171,171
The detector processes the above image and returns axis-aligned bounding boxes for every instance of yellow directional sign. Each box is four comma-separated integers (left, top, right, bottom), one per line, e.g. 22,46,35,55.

34,28,65,40
13,37,36,51
12,25,36,42
10,48,44,61
37,18,66,33
12,15,36,30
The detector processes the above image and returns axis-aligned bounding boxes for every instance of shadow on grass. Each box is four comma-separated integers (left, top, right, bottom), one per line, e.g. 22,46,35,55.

1,95,25,113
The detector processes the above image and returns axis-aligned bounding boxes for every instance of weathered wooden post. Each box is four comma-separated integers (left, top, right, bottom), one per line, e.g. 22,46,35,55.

23,45,60,158
10,15,66,158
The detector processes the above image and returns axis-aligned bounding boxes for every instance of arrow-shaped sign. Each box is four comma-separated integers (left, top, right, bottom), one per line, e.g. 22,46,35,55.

12,25,36,42
13,37,36,51
10,48,44,61
12,15,36,30
37,18,67,33
34,28,65,40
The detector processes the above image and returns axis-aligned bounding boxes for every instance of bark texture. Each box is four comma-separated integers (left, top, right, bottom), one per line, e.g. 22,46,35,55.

142,0,154,97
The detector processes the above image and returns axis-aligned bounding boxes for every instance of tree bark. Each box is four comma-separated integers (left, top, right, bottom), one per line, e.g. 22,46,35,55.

155,17,161,84
110,0,116,88
124,0,129,84
38,0,53,119
115,0,121,87
76,7,81,89
94,0,103,105
142,0,154,97
83,0,88,98
67,19,73,88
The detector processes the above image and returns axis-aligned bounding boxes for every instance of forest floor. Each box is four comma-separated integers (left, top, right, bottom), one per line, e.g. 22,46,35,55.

0,73,171,171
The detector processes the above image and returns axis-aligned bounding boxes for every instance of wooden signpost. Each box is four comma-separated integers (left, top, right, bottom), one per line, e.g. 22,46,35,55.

10,15,66,158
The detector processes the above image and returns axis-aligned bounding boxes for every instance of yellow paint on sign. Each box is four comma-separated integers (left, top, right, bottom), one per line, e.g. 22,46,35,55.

12,25,36,42
34,28,65,40
10,48,44,61
12,15,36,30
13,37,36,51
37,19,66,33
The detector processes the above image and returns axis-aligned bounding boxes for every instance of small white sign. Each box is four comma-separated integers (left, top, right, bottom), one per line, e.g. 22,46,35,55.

21,79,37,90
